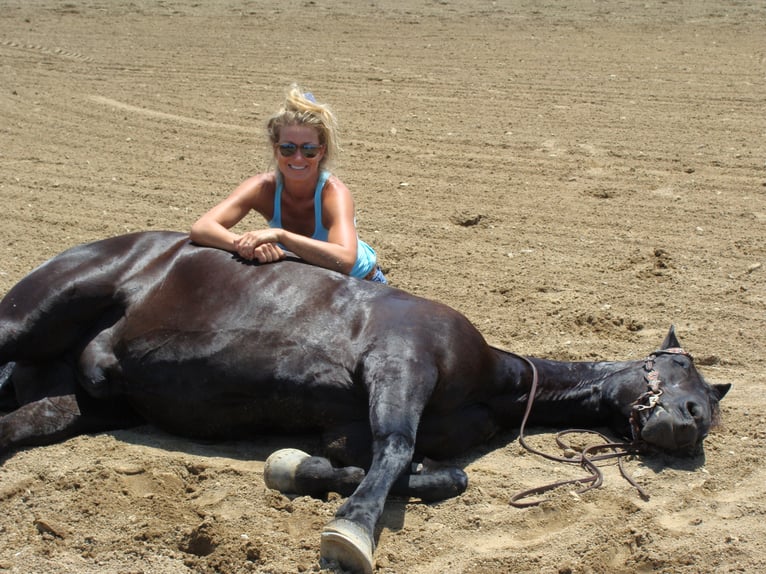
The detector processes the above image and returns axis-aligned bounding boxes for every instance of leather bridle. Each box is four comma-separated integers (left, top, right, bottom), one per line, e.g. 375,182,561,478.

629,347,691,441
509,348,691,508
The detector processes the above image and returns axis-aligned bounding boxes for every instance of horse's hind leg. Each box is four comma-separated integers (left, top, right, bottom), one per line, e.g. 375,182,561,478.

0,394,83,452
0,261,118,364
0,361,139,456
0,360,88,453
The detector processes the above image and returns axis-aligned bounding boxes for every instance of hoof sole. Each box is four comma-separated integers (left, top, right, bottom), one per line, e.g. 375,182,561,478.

263,448,310,493
321,518,374,574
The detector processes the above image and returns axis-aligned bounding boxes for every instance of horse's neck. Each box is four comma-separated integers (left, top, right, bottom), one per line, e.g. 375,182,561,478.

492,349,634,426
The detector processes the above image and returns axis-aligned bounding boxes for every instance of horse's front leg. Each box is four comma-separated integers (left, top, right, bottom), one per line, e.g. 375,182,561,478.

320,364,432,574
321,432,414,574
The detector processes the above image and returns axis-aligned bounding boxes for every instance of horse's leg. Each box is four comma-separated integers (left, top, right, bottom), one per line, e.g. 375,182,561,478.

370,403,497,502
294,456,366,497
322,422,469,502
321,406,494,504
390,467,468,502
0,361,84,452
322,421,373,468
0,275,117,364
76,317,124,399
0,394,83,452
264,448,367,498
416,403,501,459
0,361,139,455
320,360,434,574
265,450,466,503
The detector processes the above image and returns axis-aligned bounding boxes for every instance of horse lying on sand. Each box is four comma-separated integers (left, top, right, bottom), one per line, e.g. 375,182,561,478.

0,231,729,574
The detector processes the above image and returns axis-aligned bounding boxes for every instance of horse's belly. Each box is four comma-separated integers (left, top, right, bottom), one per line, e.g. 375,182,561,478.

118,375,366,439
111,329,366,438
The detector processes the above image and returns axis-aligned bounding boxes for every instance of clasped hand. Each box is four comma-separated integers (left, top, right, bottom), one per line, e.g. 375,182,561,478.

234,230,286,263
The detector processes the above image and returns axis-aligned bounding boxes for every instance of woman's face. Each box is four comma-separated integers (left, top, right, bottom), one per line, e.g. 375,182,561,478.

274,124,325,182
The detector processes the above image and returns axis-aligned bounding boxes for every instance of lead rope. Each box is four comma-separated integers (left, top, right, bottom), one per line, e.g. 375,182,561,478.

509,354,649,508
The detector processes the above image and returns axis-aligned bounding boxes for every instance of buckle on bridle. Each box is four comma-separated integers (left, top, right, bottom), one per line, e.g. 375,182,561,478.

633,388,663,412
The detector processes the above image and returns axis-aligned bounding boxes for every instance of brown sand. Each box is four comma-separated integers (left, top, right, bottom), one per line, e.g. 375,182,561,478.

0,1,764,572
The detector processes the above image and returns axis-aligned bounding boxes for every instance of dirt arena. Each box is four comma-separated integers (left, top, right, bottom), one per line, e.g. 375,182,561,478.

1,1,765,572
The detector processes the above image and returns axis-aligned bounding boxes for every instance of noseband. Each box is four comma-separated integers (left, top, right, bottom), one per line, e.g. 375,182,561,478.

510,347,691,508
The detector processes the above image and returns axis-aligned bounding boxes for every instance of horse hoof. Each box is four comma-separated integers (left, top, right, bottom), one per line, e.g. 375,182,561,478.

263,448,310,493
320,518,374,574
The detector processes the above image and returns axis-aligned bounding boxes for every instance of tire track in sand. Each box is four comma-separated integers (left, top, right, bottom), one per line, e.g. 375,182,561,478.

88,95,258,134
0,38,93,62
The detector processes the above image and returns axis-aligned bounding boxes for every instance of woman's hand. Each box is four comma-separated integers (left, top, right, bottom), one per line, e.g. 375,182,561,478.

234,230,286,263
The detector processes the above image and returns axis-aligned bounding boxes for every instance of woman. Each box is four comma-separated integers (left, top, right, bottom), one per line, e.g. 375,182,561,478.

190,85,386,283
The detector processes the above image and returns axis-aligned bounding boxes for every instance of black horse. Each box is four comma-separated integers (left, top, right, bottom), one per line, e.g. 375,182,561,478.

0,231,729,574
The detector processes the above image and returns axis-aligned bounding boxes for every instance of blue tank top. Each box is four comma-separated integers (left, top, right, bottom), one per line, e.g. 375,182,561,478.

269,170,377,279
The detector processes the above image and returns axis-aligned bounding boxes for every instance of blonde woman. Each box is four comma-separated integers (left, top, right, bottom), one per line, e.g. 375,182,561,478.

191,85,386,283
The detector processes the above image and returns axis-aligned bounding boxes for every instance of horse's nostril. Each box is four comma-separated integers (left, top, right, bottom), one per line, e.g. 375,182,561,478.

686,401,704,421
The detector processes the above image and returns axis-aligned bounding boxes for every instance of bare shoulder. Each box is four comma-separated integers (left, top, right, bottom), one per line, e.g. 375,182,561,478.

322,175,354,207
234,172,277,212
236,172,276,196
321,175,356,231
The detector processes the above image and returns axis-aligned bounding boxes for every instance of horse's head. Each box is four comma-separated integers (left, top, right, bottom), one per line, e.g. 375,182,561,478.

619,327,730,456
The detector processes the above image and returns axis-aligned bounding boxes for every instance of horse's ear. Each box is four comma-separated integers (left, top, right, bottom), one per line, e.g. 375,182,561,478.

660,325,681,350
713,383,731,401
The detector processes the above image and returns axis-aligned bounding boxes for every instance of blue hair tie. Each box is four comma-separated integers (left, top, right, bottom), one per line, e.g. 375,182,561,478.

303,92,316,103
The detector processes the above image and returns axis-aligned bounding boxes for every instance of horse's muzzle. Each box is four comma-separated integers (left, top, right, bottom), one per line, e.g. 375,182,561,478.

638,405,703,456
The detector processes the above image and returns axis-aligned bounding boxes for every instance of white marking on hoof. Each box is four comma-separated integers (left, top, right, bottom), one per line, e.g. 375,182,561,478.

263,448,310,493
321,518,374,574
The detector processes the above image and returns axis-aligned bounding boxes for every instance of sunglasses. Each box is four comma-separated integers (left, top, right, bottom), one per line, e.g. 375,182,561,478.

277,143,323,159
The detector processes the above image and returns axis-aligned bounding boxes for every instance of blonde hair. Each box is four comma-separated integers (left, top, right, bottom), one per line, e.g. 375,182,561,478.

267,84,340,169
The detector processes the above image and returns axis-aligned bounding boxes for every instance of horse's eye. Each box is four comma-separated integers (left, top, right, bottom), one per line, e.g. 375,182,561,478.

672,357,689,368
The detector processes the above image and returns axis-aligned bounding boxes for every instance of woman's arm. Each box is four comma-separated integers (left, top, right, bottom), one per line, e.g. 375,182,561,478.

190,173,275,252
240,176,359,274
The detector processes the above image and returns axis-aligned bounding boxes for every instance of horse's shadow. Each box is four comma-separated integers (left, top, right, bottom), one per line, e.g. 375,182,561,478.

635,449,707,473
106,423,710,534
101,426,413,539
6,423,707,543
107,424,322,465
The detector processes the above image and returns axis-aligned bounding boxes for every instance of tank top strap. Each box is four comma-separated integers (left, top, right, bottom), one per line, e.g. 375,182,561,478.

312,170,331,241
269,172,284,229
269,170,332,241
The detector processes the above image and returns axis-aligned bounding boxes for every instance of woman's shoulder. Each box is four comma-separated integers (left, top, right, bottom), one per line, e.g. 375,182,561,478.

240,171,277,189
233,172,276,198
320,173,355,218
322,173,351,198
232,172,277,214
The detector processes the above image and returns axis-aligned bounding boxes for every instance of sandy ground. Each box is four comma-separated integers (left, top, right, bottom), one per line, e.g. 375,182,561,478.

1,1,765,572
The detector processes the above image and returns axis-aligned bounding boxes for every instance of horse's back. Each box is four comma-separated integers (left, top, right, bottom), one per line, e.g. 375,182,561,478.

0,232,189,361
0,230,492,436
